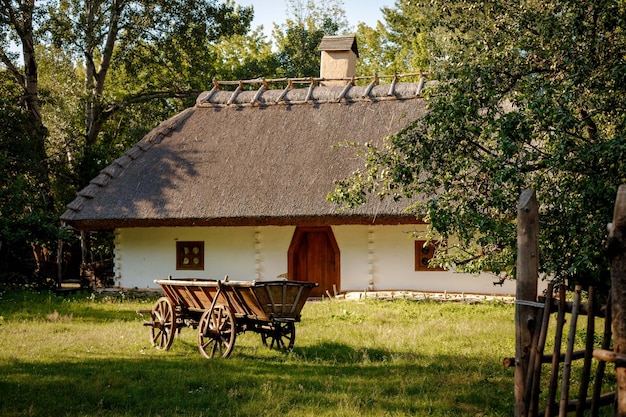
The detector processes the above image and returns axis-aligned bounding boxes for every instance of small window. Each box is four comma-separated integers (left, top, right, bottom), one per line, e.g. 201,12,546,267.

176,241,204,270
415,240,445,271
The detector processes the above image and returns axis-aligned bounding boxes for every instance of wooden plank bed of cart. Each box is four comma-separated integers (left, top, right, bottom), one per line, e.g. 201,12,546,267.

138,277,318,359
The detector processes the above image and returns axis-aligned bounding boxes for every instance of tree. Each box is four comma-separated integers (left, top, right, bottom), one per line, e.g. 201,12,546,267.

0,2,64,284
0,0,256,286
354,22,397,76
35,45,85,212
329,0,626,288
211,28,280,81
273,0,349,77
0,0,43,130
379,0,443,73
0,70,60,285
354,0,455,76
41,0,253,185
0,0,53,209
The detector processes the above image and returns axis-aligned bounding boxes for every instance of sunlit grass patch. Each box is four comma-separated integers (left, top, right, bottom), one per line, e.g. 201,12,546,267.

0,290,519,416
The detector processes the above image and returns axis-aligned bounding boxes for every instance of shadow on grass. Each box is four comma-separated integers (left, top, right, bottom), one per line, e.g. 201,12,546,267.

0,292,515,416
289,341,393,363
1,342,513,417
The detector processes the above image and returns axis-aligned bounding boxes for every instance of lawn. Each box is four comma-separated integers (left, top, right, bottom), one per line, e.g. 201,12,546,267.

0,290,516,416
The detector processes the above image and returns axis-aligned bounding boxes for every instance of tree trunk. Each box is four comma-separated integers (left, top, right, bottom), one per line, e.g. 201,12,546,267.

84,0,124,149
1,0,53,211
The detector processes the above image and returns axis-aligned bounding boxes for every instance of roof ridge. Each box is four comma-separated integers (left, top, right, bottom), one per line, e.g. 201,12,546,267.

206,72,426,90
197,76,429,108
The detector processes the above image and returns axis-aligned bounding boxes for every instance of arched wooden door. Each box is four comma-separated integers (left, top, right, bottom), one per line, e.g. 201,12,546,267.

288,226,340,298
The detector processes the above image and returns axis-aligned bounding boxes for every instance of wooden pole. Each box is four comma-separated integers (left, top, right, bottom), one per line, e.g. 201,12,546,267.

545,285,567,417
516,189,540,417
560,285,581,417
528,283,554,417
576,286,595,417
590,296,612,417
607,184,626,417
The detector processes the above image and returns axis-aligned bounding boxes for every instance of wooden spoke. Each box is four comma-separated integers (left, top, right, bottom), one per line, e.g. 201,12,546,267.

197,304,236,359
261,321,295,352
150,297,176,350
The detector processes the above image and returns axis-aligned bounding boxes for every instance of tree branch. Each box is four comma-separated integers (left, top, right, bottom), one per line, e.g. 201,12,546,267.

97,0,124,97
0,47,26,88
100,89,202,122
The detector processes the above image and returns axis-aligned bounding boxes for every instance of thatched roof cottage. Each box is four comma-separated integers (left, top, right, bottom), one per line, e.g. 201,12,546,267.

61,35,514,296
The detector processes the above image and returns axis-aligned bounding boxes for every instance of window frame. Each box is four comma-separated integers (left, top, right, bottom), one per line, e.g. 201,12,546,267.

176,241,205,271
414,240,445,271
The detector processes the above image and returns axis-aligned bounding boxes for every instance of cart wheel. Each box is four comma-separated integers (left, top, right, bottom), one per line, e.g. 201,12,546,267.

197,305,236,359
150,297,177,350
262,321,296,351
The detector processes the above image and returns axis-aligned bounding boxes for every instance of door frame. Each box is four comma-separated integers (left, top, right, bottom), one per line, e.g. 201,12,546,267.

287,226,340,294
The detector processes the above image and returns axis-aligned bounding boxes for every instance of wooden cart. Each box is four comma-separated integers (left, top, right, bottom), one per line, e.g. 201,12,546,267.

138,278,317,359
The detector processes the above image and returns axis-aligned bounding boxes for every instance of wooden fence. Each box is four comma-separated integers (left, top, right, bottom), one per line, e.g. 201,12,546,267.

514,187,626,417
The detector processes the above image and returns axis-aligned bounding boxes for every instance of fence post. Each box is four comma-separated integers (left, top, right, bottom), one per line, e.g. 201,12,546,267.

515,189,539,417
608,184,626,416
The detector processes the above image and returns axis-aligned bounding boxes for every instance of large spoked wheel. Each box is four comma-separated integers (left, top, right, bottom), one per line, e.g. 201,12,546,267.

150,297,177,350
197,305,236,359
261,321,296,351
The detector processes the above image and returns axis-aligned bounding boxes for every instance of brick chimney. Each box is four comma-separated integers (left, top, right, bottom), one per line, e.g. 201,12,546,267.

318,35,358,86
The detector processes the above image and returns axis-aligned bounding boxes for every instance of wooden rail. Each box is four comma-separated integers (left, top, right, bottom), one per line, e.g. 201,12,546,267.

513,187,625,417
209,72,428,90
607,184,626,416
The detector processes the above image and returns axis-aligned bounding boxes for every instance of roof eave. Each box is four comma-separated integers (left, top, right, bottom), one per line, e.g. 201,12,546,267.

62,214,424,231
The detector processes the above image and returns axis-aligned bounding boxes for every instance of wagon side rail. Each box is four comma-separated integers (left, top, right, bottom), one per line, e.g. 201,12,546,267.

158,279,218,313
250,281,318,321
151,278,317,322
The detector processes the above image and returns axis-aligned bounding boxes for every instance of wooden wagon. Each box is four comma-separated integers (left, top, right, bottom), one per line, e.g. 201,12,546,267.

138,277,318,359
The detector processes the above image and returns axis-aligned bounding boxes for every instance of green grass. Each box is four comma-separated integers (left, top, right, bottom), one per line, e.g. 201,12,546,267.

0,290,518,416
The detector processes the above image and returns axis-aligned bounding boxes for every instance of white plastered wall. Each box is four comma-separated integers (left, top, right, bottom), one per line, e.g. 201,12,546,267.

115,224,518,294
114,226,295,288
333,224,518,295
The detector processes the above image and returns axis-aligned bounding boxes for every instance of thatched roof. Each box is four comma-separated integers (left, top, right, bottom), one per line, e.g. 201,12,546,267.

61,79,428,230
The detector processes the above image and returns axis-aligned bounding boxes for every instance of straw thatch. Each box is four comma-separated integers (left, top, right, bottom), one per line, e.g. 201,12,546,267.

61,81,428,230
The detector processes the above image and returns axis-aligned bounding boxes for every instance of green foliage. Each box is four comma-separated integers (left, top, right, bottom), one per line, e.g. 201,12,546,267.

273,0,349,77
36,45,86,211
0,74,39,216
100,0,253,90
354,0,453,75
38,0,256,191
0,72,63,286
43,0,253,65
329,0,626,288
1,1,260,286
354,22,399,76
210,28,280,80
381,0,461,73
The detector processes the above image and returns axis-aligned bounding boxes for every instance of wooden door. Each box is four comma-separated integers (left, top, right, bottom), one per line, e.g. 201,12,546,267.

288,226,340,298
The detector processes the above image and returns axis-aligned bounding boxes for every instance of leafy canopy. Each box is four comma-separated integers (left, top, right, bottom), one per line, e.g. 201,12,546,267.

330,0,626,287
273,0,349,77
0,0,258,285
